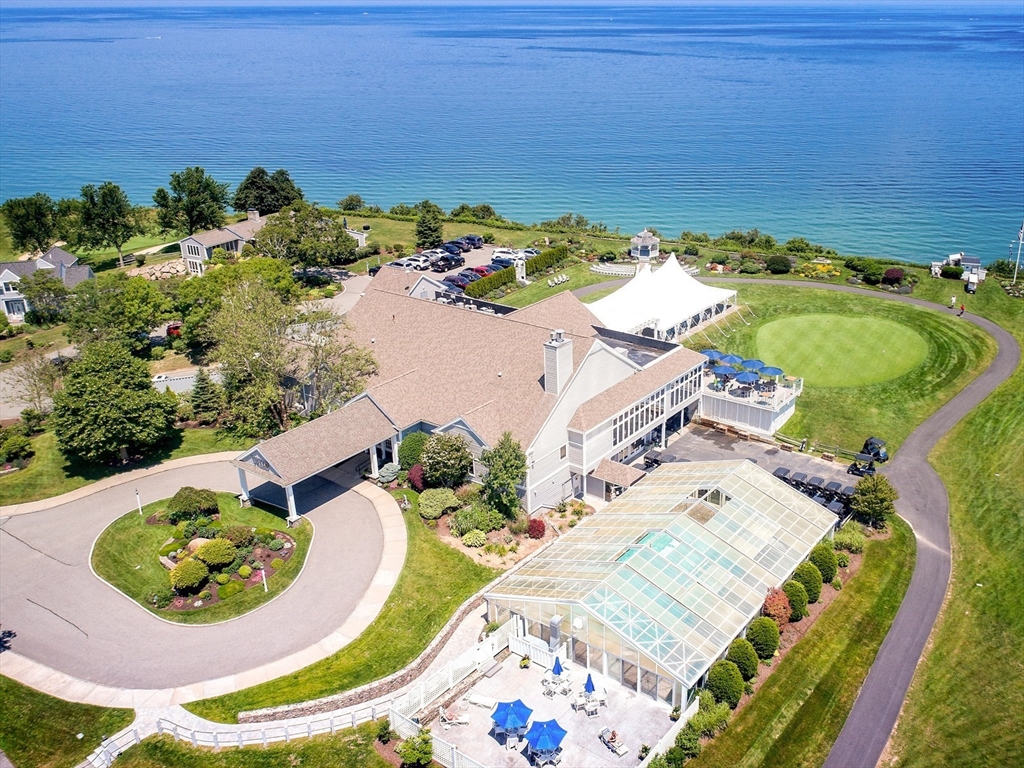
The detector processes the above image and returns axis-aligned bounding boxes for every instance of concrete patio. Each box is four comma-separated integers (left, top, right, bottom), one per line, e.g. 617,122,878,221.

434,660,674,767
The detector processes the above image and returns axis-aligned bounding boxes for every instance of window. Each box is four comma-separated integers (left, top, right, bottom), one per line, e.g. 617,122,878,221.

186,244,201,258
2,282,16,293
560,445,567,460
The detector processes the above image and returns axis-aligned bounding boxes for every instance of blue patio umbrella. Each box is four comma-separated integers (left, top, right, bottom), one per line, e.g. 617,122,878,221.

524,719,568,753
584,674,596,696
736,372,760,383
492,699,533,731
742,359,765,371
720,354,743,365
552,657,564,678
712,365,737,377
760,366,784,377
703,349,723,361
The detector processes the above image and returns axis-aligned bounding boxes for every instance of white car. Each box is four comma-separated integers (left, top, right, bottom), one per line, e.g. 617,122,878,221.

491,248,519,259
404,254,432,271
152,374,169,383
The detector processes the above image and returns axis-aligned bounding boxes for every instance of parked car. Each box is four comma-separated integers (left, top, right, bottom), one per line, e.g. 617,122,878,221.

404,254,432,271
368,264,382,276
443,275,471,289
491,256,521,270
446,240,472,253
423,249,446,264
462,234,484,248
457,269,482,282
520,248,541,257
491,248,518,258
441,282,465,295
441,242,463,256
166,322,183,338
432,254,464,271
472,264,501,277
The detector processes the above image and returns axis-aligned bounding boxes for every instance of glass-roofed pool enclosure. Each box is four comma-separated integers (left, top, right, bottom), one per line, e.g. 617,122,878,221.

485,460,837,708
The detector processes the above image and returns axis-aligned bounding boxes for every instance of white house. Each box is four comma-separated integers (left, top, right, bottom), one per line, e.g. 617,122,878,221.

0,246,94,323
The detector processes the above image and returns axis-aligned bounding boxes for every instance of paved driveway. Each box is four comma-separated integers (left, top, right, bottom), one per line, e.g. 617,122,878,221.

0,461,384,690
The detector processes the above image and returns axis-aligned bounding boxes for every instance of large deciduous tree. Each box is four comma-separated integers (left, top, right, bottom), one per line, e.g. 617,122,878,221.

1,193,58,253
415,207,444,249
481,431,527,518
232,167,303,215
850,474,899,528
248,201,357,269
293,309,376,416
76,182,145,267
66,273,170,354
12,349,63,414
52,341,177,463
18,270,70,325
337,194,364,211
153,167,230,234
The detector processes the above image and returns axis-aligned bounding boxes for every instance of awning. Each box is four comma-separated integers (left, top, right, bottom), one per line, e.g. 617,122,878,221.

590,458,647,488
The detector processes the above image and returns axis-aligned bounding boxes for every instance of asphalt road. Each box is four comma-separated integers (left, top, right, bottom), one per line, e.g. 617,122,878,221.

0,462,385,689
575,276,1020,767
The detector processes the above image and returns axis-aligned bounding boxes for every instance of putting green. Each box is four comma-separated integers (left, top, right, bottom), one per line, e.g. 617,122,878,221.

755,314,928,387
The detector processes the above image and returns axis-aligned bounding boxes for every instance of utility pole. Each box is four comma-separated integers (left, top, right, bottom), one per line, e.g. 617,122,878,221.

1013,220,1023,286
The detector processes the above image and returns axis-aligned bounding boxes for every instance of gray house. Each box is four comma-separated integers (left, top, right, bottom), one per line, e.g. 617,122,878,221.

0,246,94,323
178,210,267,275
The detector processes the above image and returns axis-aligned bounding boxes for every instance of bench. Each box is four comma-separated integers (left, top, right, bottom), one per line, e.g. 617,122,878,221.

821,453,835,462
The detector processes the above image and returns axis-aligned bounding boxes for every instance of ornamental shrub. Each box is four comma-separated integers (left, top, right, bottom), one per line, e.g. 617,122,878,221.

169,558,209,593
198,590,211,600
673,727,702,760
407,463,425,491
195,538,237,569
268,538,284,551
794,561,823,603
762,588,791,626
216,573,230,585
378,462,400,484
525,245,569,276
150,587,174,609
687,697,730,738
238,564,253,579
707,660,744,709
461,529,487,548
882,267,905,285
396,728,433,768
766,254,792,274
270,557,285,570
398,432,429,469
940,265,964,279
528,518,546,539
833,526,866,554
746,617,780,660
783,580,809,621
509,513,530,536
451,505,505,536
837,551,850,568
832,576,843,590
167,487,218,523
0,433,33,463
421,433,473,488
419,488,460,520
222,526,256,547
218,581,244,600
726,637,760,681
809,543,839,582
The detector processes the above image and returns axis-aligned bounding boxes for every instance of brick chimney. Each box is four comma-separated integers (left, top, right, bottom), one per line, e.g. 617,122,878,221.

543,329,573,396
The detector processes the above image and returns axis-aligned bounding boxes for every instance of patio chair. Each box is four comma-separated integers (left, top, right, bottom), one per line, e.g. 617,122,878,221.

573,693,587,712
466,692,497,710
585,699,600,718
596,688,608,706
439,706,469,729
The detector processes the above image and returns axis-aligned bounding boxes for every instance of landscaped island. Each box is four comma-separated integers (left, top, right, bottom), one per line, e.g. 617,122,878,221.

91,488,311,624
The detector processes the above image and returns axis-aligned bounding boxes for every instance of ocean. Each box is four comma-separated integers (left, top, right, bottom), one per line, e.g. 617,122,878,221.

0,3,1021,262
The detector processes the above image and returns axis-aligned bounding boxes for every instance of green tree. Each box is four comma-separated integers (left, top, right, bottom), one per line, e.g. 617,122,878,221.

338,194,365,211
51,341,176,463
851,474,899,528
248,201,357,269
1,193,58,253
232,167,303,215
415,207,444,249
293,308,377,415
66,273,170,354
11,348,62,414
398,431,429,469
189,368,224,425
726,637,760,681
18,270,70,325
421,433,473,488
794,561,823,603
783,579,809,621
481,431,527,518
153,167,230,235
746,617,780,660
76,182,146,267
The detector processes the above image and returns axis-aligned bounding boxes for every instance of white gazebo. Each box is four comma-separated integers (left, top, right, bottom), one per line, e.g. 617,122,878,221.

630,229,660,262
588,255,737,340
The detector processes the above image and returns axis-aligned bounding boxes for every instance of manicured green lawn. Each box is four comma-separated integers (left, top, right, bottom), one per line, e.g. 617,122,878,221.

112,724,389,768
0,323,69,370
755,314,929,387
709,284,995,453
689,517,915,768
0,429,255,506
183,490,500,723
0,675,134,768
888,281,1024,768
499,263,623,308
91,493,311,625
579,284,621,304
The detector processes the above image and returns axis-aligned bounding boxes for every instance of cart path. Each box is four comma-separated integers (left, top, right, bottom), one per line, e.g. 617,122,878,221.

574,277,1020,768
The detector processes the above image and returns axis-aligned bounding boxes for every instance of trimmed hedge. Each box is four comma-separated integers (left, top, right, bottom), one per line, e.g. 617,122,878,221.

794,561,823,603
195,538,237,568
783,579,809,621
726,637,760,681
398,432,429,469
746,617,780,660
169,558,209,592
707,660,744,709
809,542,839,583
464,266,515,298
525,244,569,275
167,487,218,524
419,488,460,520
238,565,253,579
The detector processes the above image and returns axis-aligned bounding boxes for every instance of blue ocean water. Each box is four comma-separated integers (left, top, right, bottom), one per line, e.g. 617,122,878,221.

0,3,1021,262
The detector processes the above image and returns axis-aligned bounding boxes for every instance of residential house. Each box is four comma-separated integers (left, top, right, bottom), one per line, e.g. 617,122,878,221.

0,246,94,323
178,210,267,275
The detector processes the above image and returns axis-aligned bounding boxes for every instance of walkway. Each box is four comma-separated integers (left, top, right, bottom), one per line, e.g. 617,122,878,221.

576,277,1021,768
0,460,407,708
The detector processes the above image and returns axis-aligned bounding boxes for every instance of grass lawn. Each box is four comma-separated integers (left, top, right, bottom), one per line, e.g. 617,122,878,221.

0,428,255,506
579,284,621,304
886,281,1024,767
706,284,995,453
91,493,311,625
498,263,623,308
0,323,69,370
0,675,134,768
111,723,389,768
183,490,500,723
690,516,915,768
755,314,929,387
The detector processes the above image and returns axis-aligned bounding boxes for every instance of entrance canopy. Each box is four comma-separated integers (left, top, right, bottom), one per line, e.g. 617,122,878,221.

588,256,737,339
590,458,646,489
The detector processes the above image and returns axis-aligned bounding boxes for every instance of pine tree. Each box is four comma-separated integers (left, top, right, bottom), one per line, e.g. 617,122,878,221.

415,207,444,249
850,474,899,528
190,367,223,425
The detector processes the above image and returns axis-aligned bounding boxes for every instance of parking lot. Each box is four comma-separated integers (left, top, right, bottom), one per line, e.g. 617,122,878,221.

371,241,537,288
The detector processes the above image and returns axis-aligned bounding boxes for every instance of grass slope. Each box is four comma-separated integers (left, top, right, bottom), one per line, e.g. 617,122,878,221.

183,490,499,722
91,493,311,625
690,517,915,768
711,284,994,452
112,724,389,768
0,429,255,506
499,263,622,308
888,281,1024,767
0,675,134,768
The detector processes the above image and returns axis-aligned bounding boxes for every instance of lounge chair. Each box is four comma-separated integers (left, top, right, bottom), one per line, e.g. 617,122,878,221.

599,727,629,757
466,692,497,710
439,706,469,729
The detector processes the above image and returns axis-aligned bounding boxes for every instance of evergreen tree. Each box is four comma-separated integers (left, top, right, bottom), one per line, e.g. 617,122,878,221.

190,368,223,425
481,431,527,518
415,207,444,249
851,474,899,528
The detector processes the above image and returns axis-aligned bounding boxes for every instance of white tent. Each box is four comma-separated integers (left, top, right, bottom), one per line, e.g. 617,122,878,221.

588,255,737,340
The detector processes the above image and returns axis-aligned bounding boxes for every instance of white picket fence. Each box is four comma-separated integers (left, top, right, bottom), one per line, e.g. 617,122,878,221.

508,633,570,671
77,729,142,768
389,707,489,768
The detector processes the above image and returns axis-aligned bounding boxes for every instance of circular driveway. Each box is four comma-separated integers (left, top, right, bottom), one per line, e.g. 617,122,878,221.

0,461,384,690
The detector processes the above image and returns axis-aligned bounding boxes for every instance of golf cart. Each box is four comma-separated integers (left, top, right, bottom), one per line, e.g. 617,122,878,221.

848,454,877,477
861,437,889,463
